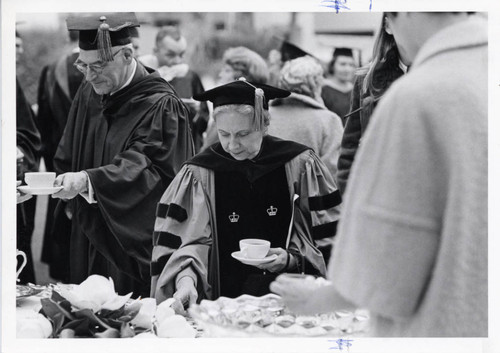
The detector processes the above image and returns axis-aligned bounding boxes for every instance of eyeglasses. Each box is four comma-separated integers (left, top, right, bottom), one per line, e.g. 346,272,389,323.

73,48,124,74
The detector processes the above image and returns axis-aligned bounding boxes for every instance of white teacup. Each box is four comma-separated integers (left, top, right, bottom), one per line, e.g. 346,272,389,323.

17,249,27,282
239,239,270,259
24,172,56,188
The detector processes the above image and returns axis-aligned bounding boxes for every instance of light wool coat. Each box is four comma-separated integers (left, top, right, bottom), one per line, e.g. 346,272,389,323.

330,17,488,337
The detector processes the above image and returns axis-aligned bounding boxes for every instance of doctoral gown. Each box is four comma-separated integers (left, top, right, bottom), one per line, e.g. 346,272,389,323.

151,136,342,303
54,63,194,296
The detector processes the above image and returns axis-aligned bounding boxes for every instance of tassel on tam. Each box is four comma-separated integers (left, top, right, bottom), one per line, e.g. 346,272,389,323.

97,18,114,62
238,77,266,131
95,16,134,62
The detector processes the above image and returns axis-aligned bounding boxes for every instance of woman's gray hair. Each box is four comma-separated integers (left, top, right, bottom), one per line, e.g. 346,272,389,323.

223,47,270,84
213,104,271,130
278,56,324,98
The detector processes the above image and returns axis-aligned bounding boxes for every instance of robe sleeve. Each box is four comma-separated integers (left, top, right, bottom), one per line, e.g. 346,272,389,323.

151,165,212,303
82,94,193,276
286,150,342,275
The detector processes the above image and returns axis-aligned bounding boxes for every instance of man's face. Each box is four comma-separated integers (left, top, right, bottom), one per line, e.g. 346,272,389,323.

155,36,187,67
385,13,417,66
76,48,130,95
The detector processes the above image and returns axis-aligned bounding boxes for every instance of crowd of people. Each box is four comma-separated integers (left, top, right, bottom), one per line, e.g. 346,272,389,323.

15,11,487,337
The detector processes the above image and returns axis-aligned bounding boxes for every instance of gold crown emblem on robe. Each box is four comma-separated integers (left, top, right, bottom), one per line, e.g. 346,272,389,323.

267,206,277,216
229,212,240,223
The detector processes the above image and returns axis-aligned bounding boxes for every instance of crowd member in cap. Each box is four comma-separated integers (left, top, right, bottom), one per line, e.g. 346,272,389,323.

269,56,343,264
272,12,487,337
267,40,314,86
37,29,84,283
52,13,194,296
201,46,270,150
139,26,209,152
321,48,356,125
337,18,406,195
16,30,42,283
151,79,341,311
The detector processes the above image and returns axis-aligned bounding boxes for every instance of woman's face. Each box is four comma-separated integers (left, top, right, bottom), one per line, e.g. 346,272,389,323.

333,55,355,82
216,109,265,161
218,64,237,85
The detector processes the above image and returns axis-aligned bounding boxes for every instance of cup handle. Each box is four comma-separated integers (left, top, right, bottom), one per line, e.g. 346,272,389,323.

16,250,27,280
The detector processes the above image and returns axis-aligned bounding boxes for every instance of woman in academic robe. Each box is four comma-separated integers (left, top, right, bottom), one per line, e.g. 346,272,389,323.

151,79,342,311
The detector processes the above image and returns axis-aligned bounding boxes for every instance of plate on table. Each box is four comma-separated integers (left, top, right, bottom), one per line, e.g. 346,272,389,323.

17,186,63,195
231,251,278,265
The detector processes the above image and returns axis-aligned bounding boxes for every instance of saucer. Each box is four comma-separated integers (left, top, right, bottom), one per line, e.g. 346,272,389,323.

231,251,278,265
17,186,63,195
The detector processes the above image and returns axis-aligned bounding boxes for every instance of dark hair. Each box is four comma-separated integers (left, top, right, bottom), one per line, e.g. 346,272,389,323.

155,26,182,47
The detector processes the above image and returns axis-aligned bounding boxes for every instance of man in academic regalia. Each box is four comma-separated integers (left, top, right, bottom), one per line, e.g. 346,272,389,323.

37,29,83,283
52,13,194,297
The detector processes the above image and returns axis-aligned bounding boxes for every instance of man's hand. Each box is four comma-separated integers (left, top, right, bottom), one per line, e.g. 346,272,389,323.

52,172,88,200
172,276,198,316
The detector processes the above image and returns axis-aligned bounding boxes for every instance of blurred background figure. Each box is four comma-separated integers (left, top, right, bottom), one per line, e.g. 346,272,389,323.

321,47,356,125
16,30,42,284
269,56,344,264
269,56,343,181
36,29,84,283
129,27,141,58
337,17,406,195
202,46,270,150
267,40,313,86
139,26,209,152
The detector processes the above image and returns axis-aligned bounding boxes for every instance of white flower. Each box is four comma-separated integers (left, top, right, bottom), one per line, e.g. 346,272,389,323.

58,275,132,312
156,315,197,338
131,298,157,329
17,313,52,338
155,298,176,323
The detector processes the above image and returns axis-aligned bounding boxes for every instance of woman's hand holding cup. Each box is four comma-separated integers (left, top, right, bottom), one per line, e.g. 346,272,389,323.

257,247,289,272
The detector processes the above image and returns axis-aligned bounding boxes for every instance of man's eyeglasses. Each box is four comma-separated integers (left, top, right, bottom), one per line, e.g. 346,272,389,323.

73,48,124,74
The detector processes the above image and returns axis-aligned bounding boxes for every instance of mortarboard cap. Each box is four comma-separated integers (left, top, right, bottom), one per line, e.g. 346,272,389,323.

66,12,139,62
333,47,354,58
280,41,312,62
194,78,290,130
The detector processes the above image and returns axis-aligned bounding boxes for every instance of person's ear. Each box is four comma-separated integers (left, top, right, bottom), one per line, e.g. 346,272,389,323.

122,47,134,64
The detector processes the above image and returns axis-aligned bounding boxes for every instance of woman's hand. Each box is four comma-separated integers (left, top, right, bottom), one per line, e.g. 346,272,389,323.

270,274,356,315
256,247,289,273
270,274,323,315
172,277,198,316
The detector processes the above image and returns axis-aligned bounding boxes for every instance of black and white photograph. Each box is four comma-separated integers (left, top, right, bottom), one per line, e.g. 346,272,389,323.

2,0,498,352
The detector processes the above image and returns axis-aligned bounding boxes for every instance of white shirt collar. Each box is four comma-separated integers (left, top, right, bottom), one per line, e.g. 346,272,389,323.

110,58,137,96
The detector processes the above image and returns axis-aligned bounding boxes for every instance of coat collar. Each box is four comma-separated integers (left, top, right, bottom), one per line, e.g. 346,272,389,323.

271,92,326,110
413,17,487,68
